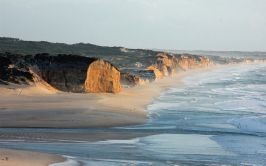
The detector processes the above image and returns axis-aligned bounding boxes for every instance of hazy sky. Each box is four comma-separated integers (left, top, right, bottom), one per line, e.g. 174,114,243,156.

0,0,266,51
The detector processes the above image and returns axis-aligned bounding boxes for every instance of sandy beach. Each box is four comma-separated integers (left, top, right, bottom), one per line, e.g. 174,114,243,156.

0,148,65,166
0,69,202,129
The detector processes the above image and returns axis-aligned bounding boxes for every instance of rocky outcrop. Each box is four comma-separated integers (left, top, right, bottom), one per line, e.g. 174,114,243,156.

121,53,213,86
1,51,214,91
146,66,163,79
35,54,122,93
154,53,178,76
33,54,96,92
85,59,121,93
176,54,212,70
0,53,122,93
0,53,33,84
145,53,179,79
121,72,143,87
120,69,156,87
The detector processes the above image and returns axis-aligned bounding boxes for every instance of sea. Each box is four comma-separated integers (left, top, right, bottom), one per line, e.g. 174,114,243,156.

0,52,266,166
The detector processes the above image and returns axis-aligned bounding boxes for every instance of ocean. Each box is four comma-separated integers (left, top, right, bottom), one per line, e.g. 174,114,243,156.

0,63,266,166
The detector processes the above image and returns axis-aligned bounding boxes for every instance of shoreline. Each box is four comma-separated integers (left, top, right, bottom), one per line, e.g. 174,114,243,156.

0,67,209,128
0,67,217,166
0,63,259,129
0,63,265,166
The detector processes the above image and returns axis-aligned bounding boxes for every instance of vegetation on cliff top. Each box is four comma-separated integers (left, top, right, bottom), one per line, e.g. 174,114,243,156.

0,37,158,68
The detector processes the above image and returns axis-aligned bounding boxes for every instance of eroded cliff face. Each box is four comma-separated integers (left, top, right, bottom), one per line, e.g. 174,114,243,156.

154,53,178,76
1,52,214,92
145,53,179,79
33,54,96,92
176,54,213,71
0,53,33,85
119,52,214,87
120,69,156,87
121,73,142,87
146,66,163,79
85,59,121,93
0,53,122,93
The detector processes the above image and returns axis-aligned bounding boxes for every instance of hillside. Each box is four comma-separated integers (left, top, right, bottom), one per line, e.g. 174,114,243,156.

0,37,158,69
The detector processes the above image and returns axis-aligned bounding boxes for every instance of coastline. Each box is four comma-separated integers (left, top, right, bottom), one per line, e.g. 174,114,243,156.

0,68,210,128
1,63,264,166
0,67,216,166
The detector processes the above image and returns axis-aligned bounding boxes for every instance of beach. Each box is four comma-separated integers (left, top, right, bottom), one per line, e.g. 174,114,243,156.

0,68,198,166
0,69,200,129
0,148,65,166
1,63,266,165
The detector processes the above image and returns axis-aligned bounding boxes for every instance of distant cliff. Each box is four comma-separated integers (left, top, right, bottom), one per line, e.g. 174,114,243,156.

121,53,214,86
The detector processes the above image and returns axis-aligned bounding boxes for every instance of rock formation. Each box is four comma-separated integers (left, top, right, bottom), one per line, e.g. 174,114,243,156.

0,53,122,93
85,59,121,93
0,53,33,84
176,54,212,70
145,53,179,79
120,72,143,87
1,51,214,91
120,52,213,86
120,69,156,87
146,66,163,79
154,53,178,76
33,54,95,92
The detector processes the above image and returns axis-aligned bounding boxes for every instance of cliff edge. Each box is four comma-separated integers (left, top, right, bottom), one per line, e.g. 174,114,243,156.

0,53,122,93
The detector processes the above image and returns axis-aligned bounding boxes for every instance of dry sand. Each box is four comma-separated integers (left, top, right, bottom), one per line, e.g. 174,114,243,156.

0,69,201,128
0,148,65,166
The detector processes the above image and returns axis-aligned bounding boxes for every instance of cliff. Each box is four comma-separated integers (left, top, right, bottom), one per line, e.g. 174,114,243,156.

0,53,33,85
0,53,122,93
0,38,219,90
1,51,215,91
147,53,212,77
85,59,121,93
120,69,156,87
0,37,159,69
176,54,213,70
150,53,179,77
120,53,213,86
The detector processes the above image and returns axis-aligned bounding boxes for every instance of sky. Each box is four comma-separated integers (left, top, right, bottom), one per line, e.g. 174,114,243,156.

0,0,266,51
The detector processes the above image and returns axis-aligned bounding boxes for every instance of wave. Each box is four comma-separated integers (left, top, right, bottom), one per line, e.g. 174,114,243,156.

49,155,80,166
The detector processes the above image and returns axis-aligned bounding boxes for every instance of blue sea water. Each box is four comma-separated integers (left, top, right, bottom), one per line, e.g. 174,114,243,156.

0,63,266,166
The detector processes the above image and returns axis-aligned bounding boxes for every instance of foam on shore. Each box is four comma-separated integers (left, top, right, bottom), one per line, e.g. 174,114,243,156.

49,156,79,166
